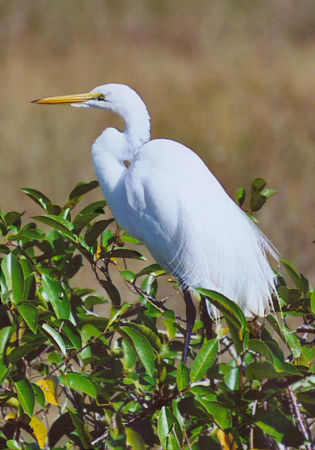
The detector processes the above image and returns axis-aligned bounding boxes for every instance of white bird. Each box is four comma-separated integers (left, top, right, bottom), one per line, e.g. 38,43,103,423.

33,84,278,361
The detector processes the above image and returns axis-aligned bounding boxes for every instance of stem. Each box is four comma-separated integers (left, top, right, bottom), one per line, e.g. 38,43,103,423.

287,386,313,450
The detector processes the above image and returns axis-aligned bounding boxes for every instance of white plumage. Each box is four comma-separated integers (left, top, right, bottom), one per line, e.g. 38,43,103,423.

34,83,278,319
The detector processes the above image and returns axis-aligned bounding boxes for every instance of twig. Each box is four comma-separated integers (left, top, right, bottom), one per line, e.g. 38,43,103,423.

44,327,108,379
287,386,313,450
296,326,315,334
125,388,180,427
91,430,109,445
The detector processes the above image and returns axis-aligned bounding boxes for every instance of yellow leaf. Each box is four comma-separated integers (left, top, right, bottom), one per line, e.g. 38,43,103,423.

96,244,102,259
111,257,122,270
36,378,59,405
4,412,17,421
30,416,48,449
217,429,238,450
126,427,146,450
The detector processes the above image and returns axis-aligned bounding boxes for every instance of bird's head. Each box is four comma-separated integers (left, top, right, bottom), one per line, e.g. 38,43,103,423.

32,83,148,118
32,83,151,147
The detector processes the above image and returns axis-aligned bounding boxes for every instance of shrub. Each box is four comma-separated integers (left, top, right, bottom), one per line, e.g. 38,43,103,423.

0,179,314,449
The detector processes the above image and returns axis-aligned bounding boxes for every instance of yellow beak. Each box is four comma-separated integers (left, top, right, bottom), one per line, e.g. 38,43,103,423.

31,92,102,104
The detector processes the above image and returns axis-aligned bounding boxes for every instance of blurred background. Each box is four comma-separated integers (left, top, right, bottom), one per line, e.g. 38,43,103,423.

0,0,314,283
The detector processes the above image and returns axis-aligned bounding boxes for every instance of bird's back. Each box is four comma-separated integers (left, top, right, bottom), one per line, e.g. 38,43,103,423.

123,138,278,317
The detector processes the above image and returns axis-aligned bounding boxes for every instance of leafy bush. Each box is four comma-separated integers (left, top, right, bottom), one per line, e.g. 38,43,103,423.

0,179,314,449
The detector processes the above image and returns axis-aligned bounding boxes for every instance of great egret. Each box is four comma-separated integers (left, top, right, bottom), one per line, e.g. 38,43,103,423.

33,84,278,361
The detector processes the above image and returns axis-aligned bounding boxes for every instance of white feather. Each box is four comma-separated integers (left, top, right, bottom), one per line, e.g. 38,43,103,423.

87,84,278,317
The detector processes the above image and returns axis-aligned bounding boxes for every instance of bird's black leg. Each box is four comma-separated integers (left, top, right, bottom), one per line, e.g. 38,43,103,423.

200,295,214,340
182,288,196,363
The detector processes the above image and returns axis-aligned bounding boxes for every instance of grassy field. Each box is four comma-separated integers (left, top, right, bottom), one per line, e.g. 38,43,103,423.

0,0,314,280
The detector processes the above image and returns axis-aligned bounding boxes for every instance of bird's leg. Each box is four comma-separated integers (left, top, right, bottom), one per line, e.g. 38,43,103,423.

182,288,196,363
200,296,214,340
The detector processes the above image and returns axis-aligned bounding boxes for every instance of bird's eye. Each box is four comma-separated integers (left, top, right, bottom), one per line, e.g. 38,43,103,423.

98,94,105,101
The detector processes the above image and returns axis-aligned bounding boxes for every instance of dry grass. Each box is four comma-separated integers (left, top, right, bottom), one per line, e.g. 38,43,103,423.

0,0,314,280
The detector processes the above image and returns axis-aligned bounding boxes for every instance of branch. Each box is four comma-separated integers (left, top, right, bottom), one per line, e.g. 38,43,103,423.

287,386,313,450
124,388,180,427
296,326,315,334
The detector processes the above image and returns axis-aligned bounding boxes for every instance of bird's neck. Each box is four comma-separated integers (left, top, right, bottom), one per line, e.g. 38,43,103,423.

92,98,150,220
124,106,151,153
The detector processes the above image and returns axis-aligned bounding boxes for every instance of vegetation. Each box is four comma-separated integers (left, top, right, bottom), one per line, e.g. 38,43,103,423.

0,180,314,449
1,0,315,276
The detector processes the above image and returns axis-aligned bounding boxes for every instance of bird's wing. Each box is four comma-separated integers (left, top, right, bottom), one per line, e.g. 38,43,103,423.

124,139,228,284
125,139,277,316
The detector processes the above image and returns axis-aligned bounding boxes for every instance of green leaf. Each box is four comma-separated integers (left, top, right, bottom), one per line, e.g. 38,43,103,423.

190,339,218,382
33,214,76,241
84,219,114,245
100,280,121,306
251,177,267,192
120,231,141,244
127,322,161,351
280,259,303,291
301,345,315,363
68,180,99,201
9,342,44,364
126,427,146,450
157,407,182,448
42,323,67,356
46,412,72,448
0,244,9,254
106,303,132,331
14,377,35,417
55,320,82,349
250,177,267,212
17,303,38,333
225,316,243,354
4,211,24,226
6,440,22,450
135,263,165,278
68,407,92,449
177,362,190,391
19,259,35,300
102,228,114,246
61,372,97,398
122,338,137,369
119,325,155,377
111,247,146,260
1,254,24,304
163,312,177,339
297,391,315,416
236,187,246,206
260,188,277,198
8,229,44,241
310,289,315,315
42,274,71,319
0,364,8,384
80,323,102,343
197,289,246,336
249,338,285,372
255,409,305,446
0,326,12,363
76,200,107,216
168,429,182,450
267,315,302,358
224,367,240,391
21,187,52,211
73,200,106,232
282,326,302,358
195,397,232,429
31,382,46,408
246,361,280,380
83,294,107,309
120,270,135,282
246,361,300,379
